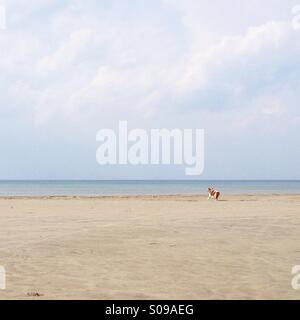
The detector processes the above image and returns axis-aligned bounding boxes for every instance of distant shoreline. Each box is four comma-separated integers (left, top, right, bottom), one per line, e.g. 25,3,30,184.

0,180,300,196
0,193,299,199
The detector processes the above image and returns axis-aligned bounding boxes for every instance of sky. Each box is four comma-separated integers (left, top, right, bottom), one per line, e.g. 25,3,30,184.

0,0,299,180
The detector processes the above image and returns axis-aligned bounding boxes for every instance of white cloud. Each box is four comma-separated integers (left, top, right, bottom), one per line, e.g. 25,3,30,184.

0,1,299,129
36,28,93,73
177,21,290,93
0,0,299,179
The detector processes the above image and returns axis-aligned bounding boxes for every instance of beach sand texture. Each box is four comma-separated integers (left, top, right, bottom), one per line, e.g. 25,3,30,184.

0,194,299,299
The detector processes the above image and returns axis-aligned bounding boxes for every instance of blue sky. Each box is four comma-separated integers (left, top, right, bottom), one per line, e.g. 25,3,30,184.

0,0,299,179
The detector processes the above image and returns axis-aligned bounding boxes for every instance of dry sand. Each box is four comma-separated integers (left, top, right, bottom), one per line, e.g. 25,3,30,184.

0,194,299,299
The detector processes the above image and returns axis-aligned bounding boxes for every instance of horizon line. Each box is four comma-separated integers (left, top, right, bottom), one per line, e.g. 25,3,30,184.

0,179,299,182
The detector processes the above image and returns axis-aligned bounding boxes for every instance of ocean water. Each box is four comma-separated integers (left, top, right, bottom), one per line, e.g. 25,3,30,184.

0,180,299,196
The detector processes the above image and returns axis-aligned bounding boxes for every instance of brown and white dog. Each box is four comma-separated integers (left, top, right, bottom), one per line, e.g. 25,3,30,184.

207,187,220,200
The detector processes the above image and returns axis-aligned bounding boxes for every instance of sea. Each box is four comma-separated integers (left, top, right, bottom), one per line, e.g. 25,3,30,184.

0,180,299,196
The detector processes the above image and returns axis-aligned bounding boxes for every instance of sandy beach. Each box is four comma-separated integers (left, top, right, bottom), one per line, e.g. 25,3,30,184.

0,194,299,300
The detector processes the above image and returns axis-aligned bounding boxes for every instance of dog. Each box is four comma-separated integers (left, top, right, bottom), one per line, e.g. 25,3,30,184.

207,187,220,200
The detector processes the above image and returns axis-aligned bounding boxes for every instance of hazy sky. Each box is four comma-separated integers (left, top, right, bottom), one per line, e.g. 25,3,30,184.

0,0,299,179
